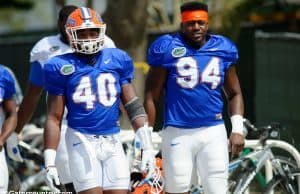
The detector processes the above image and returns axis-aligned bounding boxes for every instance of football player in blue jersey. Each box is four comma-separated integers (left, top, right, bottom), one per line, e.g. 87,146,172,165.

0,64,17,193
43,7,155,194
3,66,23,106
6,5,116,193
144,2,245,194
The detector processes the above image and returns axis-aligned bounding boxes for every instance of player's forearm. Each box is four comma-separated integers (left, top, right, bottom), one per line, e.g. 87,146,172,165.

228,93,244,116
144,67,166,127
131,116,148,131
15,92,42,133
44,118,60,150
0,111,17,143
144,103,156,127
144,94,157,127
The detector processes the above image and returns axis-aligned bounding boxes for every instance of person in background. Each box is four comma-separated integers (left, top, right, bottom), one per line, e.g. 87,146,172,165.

144,1,244,194
3,66,23,106
0,64,17,193
43,7,155,194
6,5,116,193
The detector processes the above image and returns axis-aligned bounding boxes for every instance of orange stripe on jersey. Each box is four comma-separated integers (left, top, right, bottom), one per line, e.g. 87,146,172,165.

181,10,208,23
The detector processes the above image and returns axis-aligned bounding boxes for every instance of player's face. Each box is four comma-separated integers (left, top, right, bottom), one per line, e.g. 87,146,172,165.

76,28,100,39
181,20,208,46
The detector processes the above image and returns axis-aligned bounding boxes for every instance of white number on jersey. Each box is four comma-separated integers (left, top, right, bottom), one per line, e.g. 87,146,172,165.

201,57,221,89
73,76,96,109
73,73,117,109
176,56,221,89
97,73,117,106
176,57,199,88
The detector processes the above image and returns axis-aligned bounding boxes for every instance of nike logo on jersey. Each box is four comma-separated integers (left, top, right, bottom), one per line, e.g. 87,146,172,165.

73,142,82,147
170,142,180,147
104,59,111,64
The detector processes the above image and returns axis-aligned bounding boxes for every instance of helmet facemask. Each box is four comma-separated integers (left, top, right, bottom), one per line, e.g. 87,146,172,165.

148,166,164,194
67,24,106,55
131,158,164,194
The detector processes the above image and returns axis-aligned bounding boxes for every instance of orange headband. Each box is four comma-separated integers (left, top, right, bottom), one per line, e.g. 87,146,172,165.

181,10,208,23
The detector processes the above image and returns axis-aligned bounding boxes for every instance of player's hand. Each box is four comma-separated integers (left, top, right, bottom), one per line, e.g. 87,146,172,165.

44,149,60,192
134,124,155,175
141,149,156,175
6,132,24,162
45,166,60,192
229,132,245,155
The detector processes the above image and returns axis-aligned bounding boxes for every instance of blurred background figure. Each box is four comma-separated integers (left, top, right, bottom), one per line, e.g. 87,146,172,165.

0,64,17,193
3,66,23,107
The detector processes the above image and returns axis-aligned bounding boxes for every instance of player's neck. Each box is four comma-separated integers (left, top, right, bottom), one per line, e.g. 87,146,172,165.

76,52,100,66
180,33,207,49
59,35,69,45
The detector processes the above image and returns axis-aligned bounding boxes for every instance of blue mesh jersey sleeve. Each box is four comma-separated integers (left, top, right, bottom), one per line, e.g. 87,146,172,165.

43,58,68,96
0,66,16,100
229,42,239,64
211,35,239,70
147,34,173,67
222,36,239,71
118,50,134,85
29,61,44,87
3,66,23,105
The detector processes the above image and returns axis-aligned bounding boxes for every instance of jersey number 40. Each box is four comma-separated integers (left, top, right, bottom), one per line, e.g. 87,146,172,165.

72,73,117,109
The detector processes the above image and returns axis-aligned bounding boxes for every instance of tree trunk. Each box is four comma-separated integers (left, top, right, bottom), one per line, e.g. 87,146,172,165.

102,1,150,129
102,0,149,61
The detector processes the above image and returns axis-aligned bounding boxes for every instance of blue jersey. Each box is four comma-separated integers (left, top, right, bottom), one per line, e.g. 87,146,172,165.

44,48,134,135
0,65,16,104
29,34,116,88
147,33,239,128
0,65,16,129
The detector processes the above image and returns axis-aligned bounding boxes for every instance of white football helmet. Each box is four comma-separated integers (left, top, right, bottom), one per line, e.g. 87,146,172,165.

65,7,106,55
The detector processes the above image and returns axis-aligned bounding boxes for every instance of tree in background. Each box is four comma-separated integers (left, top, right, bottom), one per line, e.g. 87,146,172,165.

103,1,149,61
102,0,265,62
0,0,33,9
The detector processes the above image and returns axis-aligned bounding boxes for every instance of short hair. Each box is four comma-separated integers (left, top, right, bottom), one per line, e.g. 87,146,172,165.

180,1,208,13
58,5,78,21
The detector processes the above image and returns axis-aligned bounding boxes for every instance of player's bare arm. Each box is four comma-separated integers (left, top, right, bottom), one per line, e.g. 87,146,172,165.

223,65,245,154
43,94,65,189
44,94,65,150
121,83,148,130
121,83,156,174
0,98,17,151
144,67,168,126
15,83,43,133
